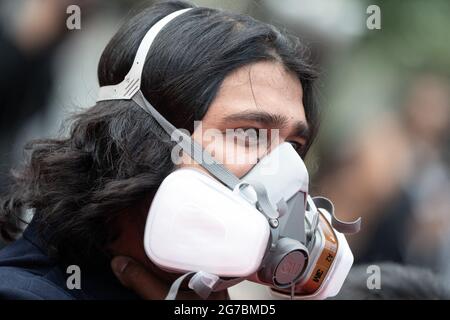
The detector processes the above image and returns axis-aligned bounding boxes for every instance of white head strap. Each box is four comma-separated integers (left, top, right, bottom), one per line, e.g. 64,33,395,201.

97,8,192,102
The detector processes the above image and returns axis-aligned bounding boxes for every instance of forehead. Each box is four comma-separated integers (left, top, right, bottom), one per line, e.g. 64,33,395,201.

204,61,306,124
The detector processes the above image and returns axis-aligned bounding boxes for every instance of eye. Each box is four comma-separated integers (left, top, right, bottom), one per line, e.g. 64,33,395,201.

287,141,305,154
233,128,260,148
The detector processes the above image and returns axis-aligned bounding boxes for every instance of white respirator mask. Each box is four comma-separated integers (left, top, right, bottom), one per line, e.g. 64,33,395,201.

97,8,361,300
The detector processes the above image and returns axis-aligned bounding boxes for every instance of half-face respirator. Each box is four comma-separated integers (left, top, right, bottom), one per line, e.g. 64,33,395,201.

97,8,361,300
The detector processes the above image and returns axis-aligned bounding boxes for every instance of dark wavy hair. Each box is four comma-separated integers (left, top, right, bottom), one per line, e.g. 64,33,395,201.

0,0,319,266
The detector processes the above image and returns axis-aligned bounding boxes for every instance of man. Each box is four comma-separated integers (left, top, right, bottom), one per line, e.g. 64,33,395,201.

0,1,317,299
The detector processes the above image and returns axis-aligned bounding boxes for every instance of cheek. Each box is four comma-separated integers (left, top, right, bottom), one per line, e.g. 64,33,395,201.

225,161,256,179
203,135,268,178
177,128,278,178
175,143,257,178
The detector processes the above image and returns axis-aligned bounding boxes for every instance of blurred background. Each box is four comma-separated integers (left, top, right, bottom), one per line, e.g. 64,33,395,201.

0,0,449,298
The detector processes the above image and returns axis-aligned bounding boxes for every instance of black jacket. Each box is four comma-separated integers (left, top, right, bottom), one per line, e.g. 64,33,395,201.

0,219,139,300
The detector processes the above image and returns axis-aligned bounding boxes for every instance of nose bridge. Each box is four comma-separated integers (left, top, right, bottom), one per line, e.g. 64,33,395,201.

243,142,309,204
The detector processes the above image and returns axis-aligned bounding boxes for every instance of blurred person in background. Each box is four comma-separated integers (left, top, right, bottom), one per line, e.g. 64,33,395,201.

0,0,97,194
400,73,450,279
0,0,69,195
316,71,450,281
315,112,412,263
308,0,450,291
0,0,73,249
0,0,98,248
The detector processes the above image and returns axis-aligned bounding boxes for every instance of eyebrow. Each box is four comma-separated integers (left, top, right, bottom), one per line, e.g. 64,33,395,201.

220,110,310,141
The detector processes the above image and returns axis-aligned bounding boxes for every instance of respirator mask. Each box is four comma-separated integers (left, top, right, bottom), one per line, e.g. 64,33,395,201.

97,8,361,300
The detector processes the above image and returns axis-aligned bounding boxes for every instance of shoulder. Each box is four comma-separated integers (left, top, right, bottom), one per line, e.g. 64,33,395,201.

0,235,75,300
0,266,73,300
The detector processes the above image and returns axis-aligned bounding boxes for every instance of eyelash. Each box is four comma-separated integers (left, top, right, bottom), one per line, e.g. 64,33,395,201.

287,141,305,154
233,128,262,147
232,128,305,154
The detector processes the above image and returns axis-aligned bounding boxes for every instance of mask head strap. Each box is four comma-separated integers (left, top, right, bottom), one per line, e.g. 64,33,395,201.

97,9,192,102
